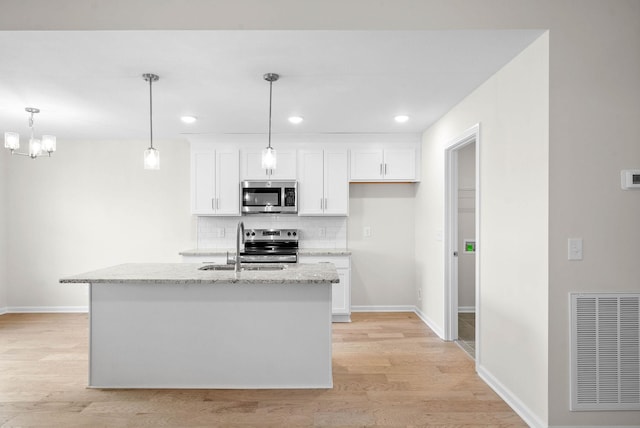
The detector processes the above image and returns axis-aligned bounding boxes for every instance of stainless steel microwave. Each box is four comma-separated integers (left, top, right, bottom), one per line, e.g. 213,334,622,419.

241,180,297,214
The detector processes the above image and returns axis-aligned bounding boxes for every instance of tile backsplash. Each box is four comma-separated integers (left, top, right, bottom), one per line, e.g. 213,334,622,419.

197,216,347,249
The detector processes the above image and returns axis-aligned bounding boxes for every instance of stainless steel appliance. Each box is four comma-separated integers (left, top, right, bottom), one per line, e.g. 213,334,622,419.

241,180,297,214
240,228,299,263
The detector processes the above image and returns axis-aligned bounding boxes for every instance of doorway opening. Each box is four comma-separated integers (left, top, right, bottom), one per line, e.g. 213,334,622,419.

444,124,480,363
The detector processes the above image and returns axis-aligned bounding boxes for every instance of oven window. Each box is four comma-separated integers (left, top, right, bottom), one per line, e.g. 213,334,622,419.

243,188,281,206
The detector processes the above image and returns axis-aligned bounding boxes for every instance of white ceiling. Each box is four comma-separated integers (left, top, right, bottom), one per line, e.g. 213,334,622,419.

0,30,543,141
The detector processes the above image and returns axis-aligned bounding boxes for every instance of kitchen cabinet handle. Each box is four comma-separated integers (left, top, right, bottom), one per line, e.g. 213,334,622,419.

325,198,328,210
379,163,383,176
216,198,220,210
320,198,324,210
211,198,215,210
384,163,388,175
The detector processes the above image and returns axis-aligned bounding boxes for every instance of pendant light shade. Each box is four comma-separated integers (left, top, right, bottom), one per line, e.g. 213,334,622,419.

261,146,277,169
144,147,160,169
261,73,279,170
143,73,160,170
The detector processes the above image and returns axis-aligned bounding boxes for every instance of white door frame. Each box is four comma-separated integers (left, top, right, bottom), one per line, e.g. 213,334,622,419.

444,124,480,363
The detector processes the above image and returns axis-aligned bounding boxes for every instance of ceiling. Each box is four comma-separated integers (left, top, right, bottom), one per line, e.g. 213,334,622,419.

0,30,543,141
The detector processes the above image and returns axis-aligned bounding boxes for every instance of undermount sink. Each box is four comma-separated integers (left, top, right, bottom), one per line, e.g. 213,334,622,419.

199,264,287,271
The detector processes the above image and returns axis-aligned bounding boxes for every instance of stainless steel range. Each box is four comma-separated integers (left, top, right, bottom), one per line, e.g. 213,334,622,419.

240,228,299,263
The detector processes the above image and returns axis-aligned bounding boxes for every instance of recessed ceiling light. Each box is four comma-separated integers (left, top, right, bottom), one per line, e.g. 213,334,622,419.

180,116,197,124
394,115,410,123
288,116,304,124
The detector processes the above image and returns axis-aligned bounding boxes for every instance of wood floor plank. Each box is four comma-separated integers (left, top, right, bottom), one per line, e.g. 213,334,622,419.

0,312,525,427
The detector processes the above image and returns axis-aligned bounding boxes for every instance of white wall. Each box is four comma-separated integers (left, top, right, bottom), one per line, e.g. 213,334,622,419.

348,184,416,308
417,33,550,425
0,150,7,311
5,139,194,309
457,143,475,309
546,4,640,426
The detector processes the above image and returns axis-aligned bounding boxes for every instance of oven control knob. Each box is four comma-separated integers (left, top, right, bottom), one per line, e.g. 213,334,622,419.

287,232,292,236
292,232,297,237
251,232,256,236
246,232,250,237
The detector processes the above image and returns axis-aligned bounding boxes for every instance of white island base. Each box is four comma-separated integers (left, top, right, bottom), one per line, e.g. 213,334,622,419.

89,281,332,389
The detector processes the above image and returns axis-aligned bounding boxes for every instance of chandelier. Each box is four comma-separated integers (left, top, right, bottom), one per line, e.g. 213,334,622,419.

4,107,56,158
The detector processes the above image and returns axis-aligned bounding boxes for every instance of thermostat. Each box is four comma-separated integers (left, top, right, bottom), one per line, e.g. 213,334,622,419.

621,169,640,189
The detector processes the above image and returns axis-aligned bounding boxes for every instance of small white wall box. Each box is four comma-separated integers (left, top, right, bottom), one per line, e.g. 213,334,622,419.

621,169,640,189
463,239,476,253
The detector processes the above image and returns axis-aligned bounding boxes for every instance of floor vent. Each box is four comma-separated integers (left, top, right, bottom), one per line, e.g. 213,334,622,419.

571,293,640,411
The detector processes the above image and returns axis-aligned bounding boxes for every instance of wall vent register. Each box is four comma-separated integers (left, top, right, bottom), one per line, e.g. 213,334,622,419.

570,293,640,411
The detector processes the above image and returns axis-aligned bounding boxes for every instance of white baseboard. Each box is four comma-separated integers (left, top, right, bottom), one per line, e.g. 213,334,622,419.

0,306,7,315
551,426,640,428
351,305,416,313
477,364,546,428
458,306,475,313
413,306,445,339
6,306,88,313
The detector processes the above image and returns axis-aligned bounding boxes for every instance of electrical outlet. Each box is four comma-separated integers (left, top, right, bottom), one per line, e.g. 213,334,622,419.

319,227,326,237
363,226,371,238
217,228,225,238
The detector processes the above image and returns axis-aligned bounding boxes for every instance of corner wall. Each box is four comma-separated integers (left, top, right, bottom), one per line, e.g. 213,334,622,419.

416,33,549,425
348,183,417,308
5,139,194,309
0,151,8,312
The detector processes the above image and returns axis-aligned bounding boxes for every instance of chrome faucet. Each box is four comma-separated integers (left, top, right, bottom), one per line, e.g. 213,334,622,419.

235,221,245,273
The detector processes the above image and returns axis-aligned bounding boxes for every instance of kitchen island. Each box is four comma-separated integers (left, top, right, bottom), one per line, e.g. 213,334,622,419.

60,263,339,389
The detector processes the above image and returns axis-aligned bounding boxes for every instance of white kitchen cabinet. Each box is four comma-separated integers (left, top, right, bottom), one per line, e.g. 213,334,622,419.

349,147,417,182
299,255,351,322
191,148,240,215
298,149,348,216
241,148,297,180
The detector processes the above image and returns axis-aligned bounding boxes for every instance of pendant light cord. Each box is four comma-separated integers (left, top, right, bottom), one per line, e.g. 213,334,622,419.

149,77,154,150
268,79,273,150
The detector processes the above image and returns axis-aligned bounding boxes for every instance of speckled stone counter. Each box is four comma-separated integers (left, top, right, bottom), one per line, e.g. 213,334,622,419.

60,262,339,285
179,248,351,257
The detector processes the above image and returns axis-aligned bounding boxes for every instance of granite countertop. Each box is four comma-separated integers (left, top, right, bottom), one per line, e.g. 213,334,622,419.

60,263,339,285
179,248,351,256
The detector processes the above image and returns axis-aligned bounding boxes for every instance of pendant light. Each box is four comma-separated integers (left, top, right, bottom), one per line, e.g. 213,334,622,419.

143,73,160,170
261,73,279,170
4,107,56,159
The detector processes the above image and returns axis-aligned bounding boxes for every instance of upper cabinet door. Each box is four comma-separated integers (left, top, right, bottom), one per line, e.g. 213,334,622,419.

383,148,416,181
349,147,418,182
268,150,297,180
215,149,240,215
349,149,384,181
191,150,216,215
297,150,325,215
191,148,239,216
323,149,348,216
241,148,297,180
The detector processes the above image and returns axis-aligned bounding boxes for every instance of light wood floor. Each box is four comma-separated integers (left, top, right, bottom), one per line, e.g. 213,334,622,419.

0,312,525,427
457,313,476,358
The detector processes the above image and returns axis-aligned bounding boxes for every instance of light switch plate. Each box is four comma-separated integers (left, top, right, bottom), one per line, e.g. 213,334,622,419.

568,238,583,261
